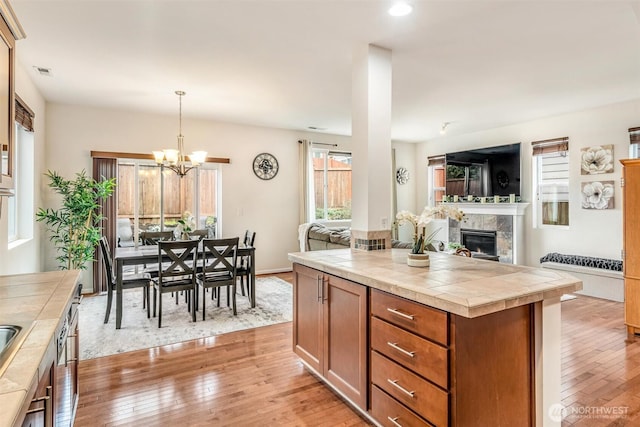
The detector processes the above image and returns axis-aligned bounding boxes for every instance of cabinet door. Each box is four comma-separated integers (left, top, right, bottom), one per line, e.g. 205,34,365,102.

293,263,324,373
22,361,54,427
324,274,368,410
624,161,640,278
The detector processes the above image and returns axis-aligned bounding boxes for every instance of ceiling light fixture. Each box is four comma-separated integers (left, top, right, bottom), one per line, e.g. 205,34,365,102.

153,91,207,178
388,2,413,17
440,122,451,135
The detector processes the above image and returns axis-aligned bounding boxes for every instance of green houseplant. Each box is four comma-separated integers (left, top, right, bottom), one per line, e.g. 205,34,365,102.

36,170,116,270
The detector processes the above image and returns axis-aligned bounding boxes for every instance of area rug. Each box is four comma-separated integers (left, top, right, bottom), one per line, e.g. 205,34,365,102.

79,276,292,360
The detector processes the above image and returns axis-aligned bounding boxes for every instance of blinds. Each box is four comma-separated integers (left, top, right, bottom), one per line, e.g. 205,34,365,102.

629,127,640,144
15,95,34,132
427,155,445,167
531,137,568,156
539,152,569,202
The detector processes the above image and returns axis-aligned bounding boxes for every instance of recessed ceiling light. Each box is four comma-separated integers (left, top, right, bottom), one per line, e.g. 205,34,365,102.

388,2,413,17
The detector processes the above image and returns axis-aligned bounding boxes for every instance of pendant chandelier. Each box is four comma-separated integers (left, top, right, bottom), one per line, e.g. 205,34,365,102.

152,90,207,177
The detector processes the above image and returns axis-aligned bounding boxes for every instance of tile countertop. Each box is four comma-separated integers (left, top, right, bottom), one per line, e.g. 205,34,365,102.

0,270,80,427
288,249,583,318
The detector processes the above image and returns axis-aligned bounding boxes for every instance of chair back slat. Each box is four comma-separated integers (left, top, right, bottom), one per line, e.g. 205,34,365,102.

202,238,239,277
141,231,174,245
158,240,199,279
99,236,115,285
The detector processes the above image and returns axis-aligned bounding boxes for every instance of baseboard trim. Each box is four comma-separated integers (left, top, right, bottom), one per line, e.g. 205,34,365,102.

257,267,293,276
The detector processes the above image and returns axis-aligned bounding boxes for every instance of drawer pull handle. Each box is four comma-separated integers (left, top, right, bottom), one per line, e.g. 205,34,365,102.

387,342,415,358
387,379,415,398
387,416,403,427
386,307,415,321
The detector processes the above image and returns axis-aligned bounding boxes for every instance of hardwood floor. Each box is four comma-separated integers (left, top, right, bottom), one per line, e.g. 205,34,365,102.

75,275,640,426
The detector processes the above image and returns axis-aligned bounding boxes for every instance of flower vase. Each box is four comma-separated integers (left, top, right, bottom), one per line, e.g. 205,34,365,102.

407,252,430,268
182,232,190,240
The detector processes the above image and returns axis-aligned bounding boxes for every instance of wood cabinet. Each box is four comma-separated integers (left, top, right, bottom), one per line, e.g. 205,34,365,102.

292,263,368,410
621,159,640,339
21,360,54,427
370,289,533,427
0,4,18,195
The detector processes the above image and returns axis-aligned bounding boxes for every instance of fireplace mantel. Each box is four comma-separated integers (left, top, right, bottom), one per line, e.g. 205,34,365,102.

444,202,530,216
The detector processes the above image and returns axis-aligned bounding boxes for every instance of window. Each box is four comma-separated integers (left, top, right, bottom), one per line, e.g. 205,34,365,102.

310,149,352,221
116,159,220,242
629,127,639,159
7,121,34,244
427,155,445,206
532,137,569,227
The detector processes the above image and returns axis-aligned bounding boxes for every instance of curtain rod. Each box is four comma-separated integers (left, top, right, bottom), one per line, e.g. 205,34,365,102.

298,140,338,147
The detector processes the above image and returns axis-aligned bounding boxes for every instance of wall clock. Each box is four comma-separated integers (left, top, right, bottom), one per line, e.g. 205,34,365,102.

396,167,409,185
253,153,279,180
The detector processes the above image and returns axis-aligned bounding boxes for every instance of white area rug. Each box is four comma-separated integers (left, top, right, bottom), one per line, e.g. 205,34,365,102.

79,276,292,360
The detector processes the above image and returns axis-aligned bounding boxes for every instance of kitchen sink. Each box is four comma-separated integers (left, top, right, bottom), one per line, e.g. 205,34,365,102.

0,325,23,371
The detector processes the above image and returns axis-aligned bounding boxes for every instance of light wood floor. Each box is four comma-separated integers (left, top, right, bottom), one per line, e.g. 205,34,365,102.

75,274,640,426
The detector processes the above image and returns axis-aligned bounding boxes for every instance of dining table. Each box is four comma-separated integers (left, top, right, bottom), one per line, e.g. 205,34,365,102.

114,242,256,329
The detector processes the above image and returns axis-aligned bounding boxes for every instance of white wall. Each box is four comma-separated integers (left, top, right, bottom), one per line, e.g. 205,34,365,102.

416,99,640,266
43,103,351,289
0,63,46,275
393,142,417,242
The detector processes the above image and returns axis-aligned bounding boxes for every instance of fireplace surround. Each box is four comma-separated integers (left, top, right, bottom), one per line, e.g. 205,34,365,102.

447,202,529,264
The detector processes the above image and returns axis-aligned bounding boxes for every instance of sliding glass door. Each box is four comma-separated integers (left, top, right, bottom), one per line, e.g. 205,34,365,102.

117,159,220,244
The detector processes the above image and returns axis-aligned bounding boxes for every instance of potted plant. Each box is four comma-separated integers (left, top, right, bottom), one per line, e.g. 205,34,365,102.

36,170,116,270
396,205,465,267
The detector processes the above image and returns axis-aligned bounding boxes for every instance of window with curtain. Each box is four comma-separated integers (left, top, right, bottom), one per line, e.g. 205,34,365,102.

309,148,352,221
117,159,220,243
427,155,445,207
532,137,569,227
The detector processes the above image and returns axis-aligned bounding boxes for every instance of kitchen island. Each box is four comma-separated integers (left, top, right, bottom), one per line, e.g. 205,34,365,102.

288,249,582,427
0,271,81,427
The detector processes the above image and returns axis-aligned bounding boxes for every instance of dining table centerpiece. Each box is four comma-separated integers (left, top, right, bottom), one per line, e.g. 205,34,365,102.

396,204,465,267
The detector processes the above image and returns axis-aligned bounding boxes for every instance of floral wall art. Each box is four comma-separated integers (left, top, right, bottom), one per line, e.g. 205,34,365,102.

581,145,614,175
581,181,614,209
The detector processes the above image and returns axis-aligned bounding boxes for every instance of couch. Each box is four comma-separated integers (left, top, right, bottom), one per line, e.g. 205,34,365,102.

299,223,413,251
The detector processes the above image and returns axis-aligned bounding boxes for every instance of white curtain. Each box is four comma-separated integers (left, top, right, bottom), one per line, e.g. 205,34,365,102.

298,139,314,224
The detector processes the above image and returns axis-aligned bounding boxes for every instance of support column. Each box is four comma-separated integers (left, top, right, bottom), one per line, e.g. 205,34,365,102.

350,44,393,250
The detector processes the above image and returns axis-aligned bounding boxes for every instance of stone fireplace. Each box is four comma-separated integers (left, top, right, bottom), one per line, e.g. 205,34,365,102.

447,202,529,264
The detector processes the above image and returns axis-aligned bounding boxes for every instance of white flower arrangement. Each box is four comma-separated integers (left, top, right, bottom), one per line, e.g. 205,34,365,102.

396,205,465,254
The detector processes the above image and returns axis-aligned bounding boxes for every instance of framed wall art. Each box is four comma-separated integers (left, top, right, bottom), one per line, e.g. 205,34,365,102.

581,181,614,209
581,145,613,175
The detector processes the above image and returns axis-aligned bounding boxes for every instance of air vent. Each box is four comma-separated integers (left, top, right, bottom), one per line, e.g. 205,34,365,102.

33,66,52,76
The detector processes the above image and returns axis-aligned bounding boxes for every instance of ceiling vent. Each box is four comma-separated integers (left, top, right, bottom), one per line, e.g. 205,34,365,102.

33,66,52,76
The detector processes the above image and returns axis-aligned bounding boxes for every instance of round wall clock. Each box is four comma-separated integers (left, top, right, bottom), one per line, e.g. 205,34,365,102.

396,167,410,185
253,153,279,180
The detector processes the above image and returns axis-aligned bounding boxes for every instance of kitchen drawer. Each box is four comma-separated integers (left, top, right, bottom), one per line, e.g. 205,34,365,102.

371,289,448,346
371,316,448,389
371,385,433,427
372,351,448,427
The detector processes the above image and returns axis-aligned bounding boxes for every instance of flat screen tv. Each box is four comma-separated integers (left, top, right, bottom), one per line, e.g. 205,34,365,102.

445,143,521,198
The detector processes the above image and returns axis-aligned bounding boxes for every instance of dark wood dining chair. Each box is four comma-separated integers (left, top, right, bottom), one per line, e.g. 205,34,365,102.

152,240,199,327
188,229,209,240
140,230,174,245
237,230,256,298
99,236,151,324
197,237,239,318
